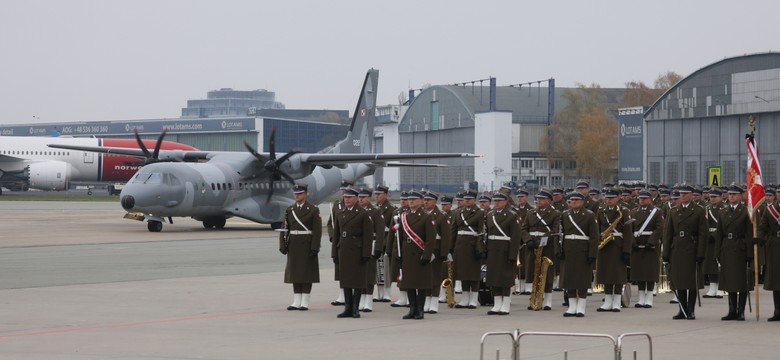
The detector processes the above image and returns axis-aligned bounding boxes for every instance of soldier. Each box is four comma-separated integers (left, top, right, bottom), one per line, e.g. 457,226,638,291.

514,189,534,295
422,191,451,314
373,185,396,302
332,187,373,318
484,193,522,315
280,183,322,311
649,184,663,208
560,192,599,317
757,188,780,321
714,185,754,321
452,192,466,295
576,181,600,213
478,194,492,212
521,189,562,311
437,195,456,305
357,188,385,313
662,184,707,320
397,190,437,319
551,188,568,212
619,188,634,210
703,188,725,298
328,180,353,306
692,188,705,208
589,188,601,204
596,189,634,312
453,190,485,309
388,192,410,308
630,191,664,308
499,183,517,208
755,189,776,283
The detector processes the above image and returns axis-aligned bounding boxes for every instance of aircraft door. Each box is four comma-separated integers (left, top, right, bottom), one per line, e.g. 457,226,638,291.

83,151,94,164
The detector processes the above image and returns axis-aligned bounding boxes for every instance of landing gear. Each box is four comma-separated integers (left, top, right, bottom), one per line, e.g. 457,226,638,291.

213,217,226,229
202,217,227,230
147,220,163,232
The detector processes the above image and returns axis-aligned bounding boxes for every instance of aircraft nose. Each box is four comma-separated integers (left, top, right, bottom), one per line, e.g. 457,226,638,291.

121,195,135,210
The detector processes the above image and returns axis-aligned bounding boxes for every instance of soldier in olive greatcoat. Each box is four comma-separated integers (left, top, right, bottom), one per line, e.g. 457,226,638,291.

559,192,599,317
485,193,522,315
714,185,754,321
630,191,664,308
332,187,373,318
397,190,437,319
280,183,322,311
757,188,780,321
521,189,562,311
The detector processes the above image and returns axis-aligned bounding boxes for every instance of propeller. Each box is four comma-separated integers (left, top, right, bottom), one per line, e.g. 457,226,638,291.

243,126,302,203
125,128,170,166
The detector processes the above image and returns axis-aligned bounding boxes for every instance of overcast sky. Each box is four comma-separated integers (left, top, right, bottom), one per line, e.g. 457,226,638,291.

1,0,778,124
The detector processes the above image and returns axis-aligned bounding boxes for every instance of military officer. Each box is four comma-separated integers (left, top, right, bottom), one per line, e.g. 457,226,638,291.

703,188,725,298
332,187,373,318
478,194,492,212
662,184,707,320
755,188,776,283
357,188,385,313
454,189,485,309
596,189,634,312
499,182,517,208
551,188,568,212
388,192,410,307
437,195,456,305
576,181,600,213
328,180,353,306
514,189,534,295
485,193,522,315
521,189,562,310
589,188,601,204
649,184,663,208
715,185,754,321
373,185,396,302
397,190,437,319
757,188,780,321
451,191,466,294
280,183,322,311
692,188,705,208
630,191,664,308
422,191,451,314
560,192,599,317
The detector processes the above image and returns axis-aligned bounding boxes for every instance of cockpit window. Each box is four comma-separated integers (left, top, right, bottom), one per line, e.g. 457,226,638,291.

133,172,162,184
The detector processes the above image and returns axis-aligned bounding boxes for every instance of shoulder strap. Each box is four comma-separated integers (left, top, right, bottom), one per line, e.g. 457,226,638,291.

492,213,509,237
636,207,658,234
567,212,587,237
535,211,551,233
292,207,310,232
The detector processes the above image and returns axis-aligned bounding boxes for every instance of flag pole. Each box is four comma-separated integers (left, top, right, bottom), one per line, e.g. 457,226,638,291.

748,115,760,322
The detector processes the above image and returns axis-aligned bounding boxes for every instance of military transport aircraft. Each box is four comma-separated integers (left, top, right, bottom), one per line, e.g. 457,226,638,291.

0,135,196,195
49,69,475,232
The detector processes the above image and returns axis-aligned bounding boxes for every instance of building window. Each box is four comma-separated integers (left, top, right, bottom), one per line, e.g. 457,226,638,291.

666,161,679,185
685,161,697,184
551,160,563,169
512,159,520,170
535,176,547,187
520,160,533,169
566,160,577,170
723,160,736,185
650,162,661,185
763,160,777,185
535,159,548,170
551,176,563,186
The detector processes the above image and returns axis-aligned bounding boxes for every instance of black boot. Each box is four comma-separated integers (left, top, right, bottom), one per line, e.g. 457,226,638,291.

403,290,417,319
673,290,687,320
562,290,569,307
687,289,697,320
770,291,780,322
337,289,353,318
352,289,362,318
415,291,426,319
722,292,738,320
736,292,747,321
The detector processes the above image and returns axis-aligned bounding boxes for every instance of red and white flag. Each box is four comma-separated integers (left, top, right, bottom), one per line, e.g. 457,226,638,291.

746,132,766,219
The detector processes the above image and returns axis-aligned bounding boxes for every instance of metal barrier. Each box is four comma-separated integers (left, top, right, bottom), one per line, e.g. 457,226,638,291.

479,330,652,360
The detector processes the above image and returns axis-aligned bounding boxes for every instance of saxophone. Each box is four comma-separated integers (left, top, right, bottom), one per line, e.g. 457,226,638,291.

529,246,553,310
441,260,456,308
598,207,623,250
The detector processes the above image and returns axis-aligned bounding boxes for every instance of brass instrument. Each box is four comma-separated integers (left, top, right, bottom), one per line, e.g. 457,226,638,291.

441,260,456,308
598,207,623,250
529,246,553,310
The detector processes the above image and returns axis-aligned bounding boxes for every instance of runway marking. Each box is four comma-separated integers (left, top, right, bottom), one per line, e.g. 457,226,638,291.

0,305,325,340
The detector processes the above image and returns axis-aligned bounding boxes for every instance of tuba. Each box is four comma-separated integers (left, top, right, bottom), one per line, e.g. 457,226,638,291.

529,246,553,310
598,207,623,250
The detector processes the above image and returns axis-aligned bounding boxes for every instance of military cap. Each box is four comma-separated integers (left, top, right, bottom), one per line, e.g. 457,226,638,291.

492,193,508,201
343,187,359,196
399,191,409,200
454,192,465,201
576,181,590,189
339,180,355,190
647,184,658,191
637,190,651,198
552,188,564,195
671,190,681,199
358,188,372,197
423,191,439,201
702,186,711,192
604,189,620,198
407,190,424,199
660,189,671,196
677,184,694,193
515,189,529,197
658,184,669,190
463,190,478,199
728,185,744,194
767,188,776,196
621,189,631,195
567,192,585,200
478,195,492,202
292,183,308,194
633,183,645,189
692,188,703,195
589,188,600,195
709,188,722,196
440,195,453,205
604,183,615,188
500,182,515,190
373,185,389,194
535,189,553,200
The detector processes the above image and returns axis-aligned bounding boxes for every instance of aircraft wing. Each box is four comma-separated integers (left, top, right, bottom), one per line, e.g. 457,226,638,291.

47,144,211,162
300,152,475,165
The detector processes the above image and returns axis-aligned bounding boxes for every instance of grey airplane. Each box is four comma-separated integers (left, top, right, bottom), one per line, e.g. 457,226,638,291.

49,69,474,232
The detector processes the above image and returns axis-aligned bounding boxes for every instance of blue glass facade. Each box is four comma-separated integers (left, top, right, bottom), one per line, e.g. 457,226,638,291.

263,118,348,153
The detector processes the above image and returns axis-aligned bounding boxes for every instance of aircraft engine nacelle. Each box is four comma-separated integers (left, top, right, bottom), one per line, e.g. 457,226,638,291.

27,161,72,191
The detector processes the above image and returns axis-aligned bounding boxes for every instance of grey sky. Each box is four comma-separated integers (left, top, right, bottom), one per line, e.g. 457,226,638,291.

1,0,778,124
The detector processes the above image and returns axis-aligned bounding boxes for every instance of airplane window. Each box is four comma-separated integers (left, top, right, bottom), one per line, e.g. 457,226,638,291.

228,183,232,190
211,183,215,190
217,183,221,190
222,183,227,190
133,173,152,183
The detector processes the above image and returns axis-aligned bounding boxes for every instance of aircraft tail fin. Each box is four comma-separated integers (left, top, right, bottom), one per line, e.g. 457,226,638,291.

325,69,378,155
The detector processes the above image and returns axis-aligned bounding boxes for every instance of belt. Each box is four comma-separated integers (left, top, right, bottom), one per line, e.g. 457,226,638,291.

436,235,442,240
488,235,511,241
709,227,717,233
633,231,653,237
564,234,589,240
529,231,547,237
726,233,743,240
289,230,312,235
677,231,696,238
341,231,363,237
457,231,479,236
612,232,623,237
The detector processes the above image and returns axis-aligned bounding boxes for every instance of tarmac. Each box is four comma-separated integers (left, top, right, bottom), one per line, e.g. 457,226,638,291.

0,200,778,359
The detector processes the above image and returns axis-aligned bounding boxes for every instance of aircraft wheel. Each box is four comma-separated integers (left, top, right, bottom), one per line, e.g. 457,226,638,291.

148,220,163,232
0,187,3,196
203,219,215,229
214,218,226,229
